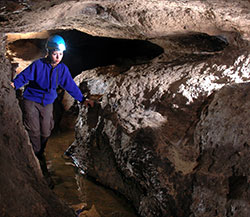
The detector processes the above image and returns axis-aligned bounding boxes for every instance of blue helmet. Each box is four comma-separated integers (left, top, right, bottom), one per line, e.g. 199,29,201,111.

46,35,66,52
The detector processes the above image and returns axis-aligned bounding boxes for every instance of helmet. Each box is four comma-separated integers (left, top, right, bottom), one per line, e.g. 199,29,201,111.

46,35,66,52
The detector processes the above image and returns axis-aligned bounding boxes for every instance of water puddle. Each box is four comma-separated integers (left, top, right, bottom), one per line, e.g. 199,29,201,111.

45,129,137,217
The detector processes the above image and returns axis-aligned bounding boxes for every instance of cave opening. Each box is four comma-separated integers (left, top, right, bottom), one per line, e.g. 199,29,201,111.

7,29,164,77
61,30,164,77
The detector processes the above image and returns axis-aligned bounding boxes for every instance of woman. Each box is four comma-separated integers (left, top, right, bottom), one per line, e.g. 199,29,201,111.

11,35,94,160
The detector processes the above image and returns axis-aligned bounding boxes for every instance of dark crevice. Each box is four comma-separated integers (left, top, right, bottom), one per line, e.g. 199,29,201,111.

168,33,229,53
0,15,8,22
227,175,248,200
152,32,229,66
62,30,164,77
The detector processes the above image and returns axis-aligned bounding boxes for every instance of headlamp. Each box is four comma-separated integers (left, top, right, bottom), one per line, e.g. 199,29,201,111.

58,43,66,52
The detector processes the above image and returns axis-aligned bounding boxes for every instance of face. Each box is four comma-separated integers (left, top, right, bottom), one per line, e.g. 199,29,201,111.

49,50,63,66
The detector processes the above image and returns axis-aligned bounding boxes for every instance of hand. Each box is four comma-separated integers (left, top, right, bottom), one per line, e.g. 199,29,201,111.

83,99,94,108
10,82,15,88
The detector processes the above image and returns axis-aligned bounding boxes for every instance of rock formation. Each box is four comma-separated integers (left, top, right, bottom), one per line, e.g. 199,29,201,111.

1,0,250,217
68,43,250,217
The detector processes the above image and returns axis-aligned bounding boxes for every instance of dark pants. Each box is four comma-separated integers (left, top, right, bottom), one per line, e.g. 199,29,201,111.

23,99,54,158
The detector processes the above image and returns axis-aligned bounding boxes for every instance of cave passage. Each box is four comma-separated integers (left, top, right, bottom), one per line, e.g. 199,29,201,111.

7,29,164,77
7,29,230,79
5,28,234,217
45,129,137,217
62,30,164,77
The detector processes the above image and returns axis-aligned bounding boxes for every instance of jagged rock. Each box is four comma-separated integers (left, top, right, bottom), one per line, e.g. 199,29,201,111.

68,46,250,216
2,0,250,42
192,83,250,217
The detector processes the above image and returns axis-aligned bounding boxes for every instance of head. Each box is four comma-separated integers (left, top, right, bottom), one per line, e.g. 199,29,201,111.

46,35,66,66
48,50,63,66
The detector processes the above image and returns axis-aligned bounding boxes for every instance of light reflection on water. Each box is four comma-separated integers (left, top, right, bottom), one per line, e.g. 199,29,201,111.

45,130,137,217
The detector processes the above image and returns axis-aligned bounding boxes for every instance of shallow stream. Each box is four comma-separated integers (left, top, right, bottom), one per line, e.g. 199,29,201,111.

45,130,137,217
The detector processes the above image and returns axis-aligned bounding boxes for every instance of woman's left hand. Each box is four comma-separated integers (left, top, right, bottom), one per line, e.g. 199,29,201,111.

83,99,94,108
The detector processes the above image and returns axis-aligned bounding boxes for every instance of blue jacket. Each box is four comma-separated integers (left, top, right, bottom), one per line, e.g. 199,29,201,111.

14,58,85,106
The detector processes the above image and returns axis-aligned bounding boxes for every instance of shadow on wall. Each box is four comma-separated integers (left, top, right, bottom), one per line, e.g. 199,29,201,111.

7,29,164,77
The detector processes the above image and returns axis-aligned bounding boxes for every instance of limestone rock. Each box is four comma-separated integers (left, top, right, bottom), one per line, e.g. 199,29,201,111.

68,45,250,216
2,0,250,42
192,83,250,217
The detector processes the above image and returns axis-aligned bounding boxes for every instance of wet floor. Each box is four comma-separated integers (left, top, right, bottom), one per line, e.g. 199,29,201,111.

45,129,138,217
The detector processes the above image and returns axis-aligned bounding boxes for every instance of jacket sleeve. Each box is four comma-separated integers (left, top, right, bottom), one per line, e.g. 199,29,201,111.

13,62,35,90
59,65,85,102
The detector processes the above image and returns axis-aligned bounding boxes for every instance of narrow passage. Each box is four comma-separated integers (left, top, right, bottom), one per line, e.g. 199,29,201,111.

45,129,137,217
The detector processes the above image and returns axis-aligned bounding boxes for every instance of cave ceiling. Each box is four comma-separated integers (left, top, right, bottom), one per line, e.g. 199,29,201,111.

1,0,250,43
1,0,249,76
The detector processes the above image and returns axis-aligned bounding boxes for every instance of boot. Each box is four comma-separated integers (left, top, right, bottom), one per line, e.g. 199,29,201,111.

38,153,54,189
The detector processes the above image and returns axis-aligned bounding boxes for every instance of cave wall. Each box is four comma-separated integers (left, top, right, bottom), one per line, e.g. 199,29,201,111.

192,83,250,217
1,0,250,217
68,44,250,216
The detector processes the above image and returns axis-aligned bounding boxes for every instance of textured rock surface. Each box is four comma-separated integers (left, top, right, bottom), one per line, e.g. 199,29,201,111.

192,83,250,217
2,0,250,41
1,0,250,216
68,45,250,216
